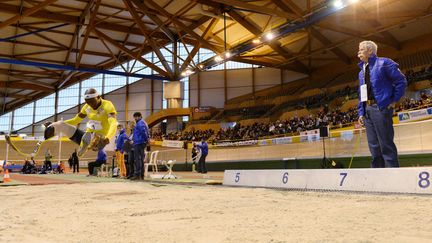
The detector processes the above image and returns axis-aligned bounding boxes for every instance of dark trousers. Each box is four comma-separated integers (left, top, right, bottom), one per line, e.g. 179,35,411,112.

364,104,399,168
134,144,145,177
125,153,134,177
88,160,106,175
198,154,207,173
73,162,79,173
44,161,52,171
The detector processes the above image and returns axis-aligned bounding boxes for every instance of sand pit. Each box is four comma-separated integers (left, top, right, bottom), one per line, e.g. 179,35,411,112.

1,182,432,242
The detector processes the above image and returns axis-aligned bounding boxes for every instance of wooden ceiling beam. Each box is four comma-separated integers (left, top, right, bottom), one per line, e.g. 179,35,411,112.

366,19,401,50
0,91,31,100
309,27,351,64
155,1,198,37
13,49,64,58
316,23,402,50
201,18,219,40
178,18,218,73
68,0,96,60
179,43,201,72
92,28,170,77
228,10,309,73
0,0,58,30
0,2,169,40
17,25,146,48
124,0,173,78
359,5,402,50
129,0,175,41
231,56,276,67
138,0,222,53
271,0,302,17
76,0,101,68
19,25,68,49
0,81,54,91
3,91,49,112
0,68,61,77
7,39,64,50
7,76,55,88
210,0,296,19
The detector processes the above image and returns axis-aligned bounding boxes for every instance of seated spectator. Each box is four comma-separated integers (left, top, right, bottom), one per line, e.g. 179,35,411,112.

87,149,107,176
21,159,37,174
56,161,65,174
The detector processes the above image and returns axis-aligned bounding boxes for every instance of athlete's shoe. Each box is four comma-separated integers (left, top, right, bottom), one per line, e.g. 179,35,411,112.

77,132,92,157
89,133,105,151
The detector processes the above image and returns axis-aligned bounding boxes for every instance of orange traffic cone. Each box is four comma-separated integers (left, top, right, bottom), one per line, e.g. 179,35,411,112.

3,169,11,183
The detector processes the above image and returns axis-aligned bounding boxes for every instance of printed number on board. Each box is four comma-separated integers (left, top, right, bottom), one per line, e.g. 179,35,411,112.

339,172,348,186
235,172,240,183
418,171,430,189
282,172,289,184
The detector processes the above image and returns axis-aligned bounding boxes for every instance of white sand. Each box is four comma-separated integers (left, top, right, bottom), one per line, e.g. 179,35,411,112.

1,182,432,243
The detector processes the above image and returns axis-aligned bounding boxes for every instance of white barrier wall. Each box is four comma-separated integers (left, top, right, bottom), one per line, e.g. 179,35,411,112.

223,167,432,194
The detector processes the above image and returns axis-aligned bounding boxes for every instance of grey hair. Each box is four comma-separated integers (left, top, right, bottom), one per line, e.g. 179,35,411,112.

359,40,378,55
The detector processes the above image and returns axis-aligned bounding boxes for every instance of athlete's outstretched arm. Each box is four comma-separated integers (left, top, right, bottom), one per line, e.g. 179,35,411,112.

65,112,86,126
106,112,118,139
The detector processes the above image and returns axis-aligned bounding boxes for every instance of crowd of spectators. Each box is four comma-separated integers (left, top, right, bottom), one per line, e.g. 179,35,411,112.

148,65,432,142
151,92,432,142
395,92,432,112
405,64,432,83
213,107,358,142
150,130,164,140
160,129,215,142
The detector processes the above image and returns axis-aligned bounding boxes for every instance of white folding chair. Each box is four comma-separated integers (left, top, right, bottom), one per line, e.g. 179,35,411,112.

144,150,159,178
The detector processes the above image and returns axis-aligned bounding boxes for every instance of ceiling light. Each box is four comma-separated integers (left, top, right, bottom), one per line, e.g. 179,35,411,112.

225,52,231,58
252,38,261,44
333,0,343,8
349,0,358,3
182,69,194,77
265,32,274,40
198,64,204,69
214,55,223,62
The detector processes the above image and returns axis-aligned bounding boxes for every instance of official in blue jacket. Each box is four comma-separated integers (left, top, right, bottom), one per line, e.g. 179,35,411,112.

197,139,209,174
115,125,128,177
357,40,407,168
115,126,128,152
131,112,150,180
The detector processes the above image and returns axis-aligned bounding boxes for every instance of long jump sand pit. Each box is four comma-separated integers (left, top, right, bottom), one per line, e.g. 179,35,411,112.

2,181,432,242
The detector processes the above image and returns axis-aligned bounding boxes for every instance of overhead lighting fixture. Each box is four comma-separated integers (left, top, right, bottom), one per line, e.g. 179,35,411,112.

182,69,194,76
214,55,223,62
252,38,261,44
333,0,343,8
349,0,359,3
265,32,274,40
225,52,231,58
198,64,204,69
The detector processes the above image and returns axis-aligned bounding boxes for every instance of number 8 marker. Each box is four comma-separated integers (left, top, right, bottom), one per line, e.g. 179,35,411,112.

418,171,430,189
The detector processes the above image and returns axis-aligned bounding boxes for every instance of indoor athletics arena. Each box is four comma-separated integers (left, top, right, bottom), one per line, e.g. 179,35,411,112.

1,0,432,242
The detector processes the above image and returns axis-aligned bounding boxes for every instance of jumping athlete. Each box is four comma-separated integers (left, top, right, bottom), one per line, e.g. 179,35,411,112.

6,88,118,158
